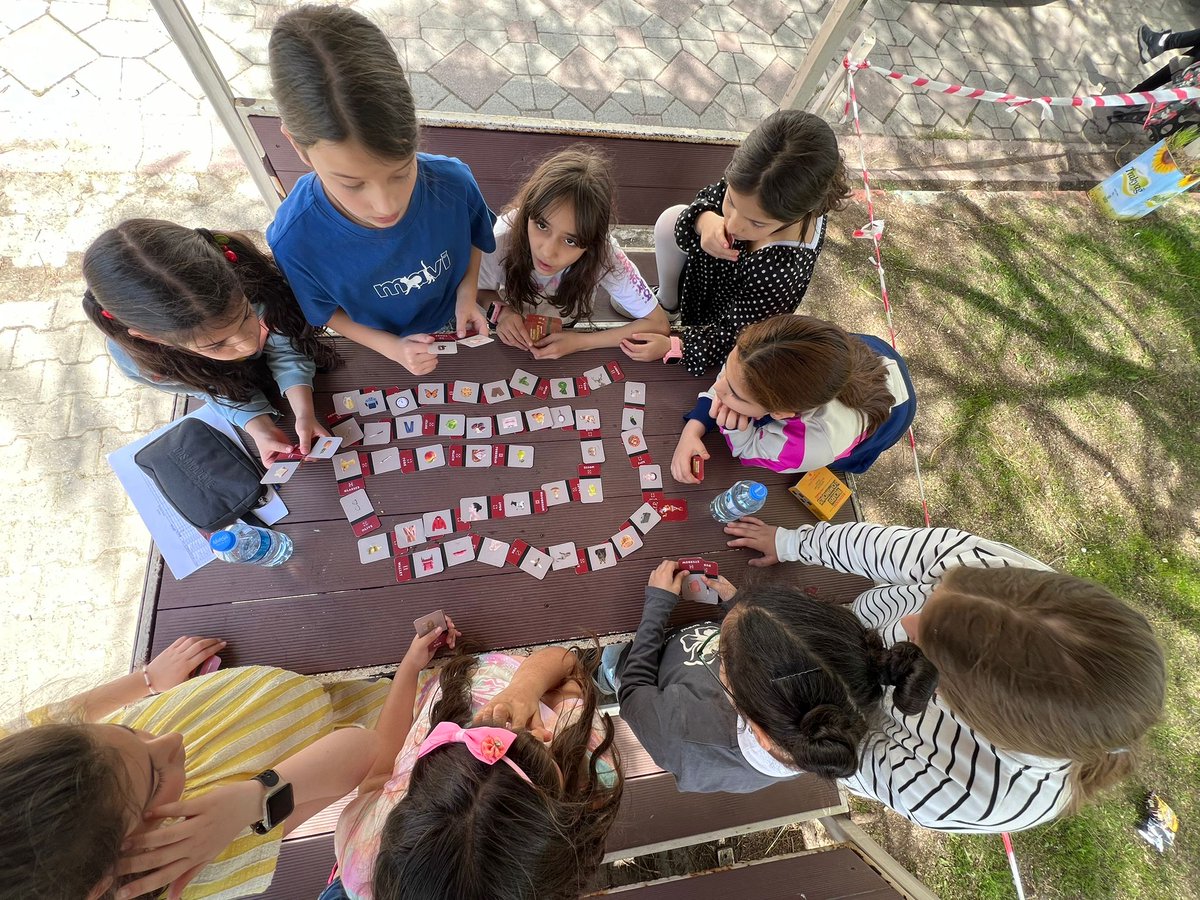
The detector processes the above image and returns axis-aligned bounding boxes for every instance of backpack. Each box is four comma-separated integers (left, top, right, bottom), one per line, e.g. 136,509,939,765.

135,418,269,531
1144,60,1200,141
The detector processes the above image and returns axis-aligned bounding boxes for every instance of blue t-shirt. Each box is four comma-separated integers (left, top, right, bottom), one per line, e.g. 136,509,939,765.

266,154,496,336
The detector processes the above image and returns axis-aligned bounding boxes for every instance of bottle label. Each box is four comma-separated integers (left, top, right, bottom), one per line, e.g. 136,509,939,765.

245,527,274,563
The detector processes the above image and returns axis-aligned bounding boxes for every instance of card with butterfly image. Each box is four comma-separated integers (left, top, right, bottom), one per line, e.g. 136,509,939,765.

509,369,539,396
415,444,446,471
465,445,493,468
362,421,392,446
358,389,387,416
482,380,511,404
417,383,446,405
260,460,301,485
357,533,393,565
451,380,480,403
386,387,417,416
370,446,402,475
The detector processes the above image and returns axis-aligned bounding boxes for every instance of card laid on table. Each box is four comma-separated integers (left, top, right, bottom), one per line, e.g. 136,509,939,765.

370,447,401,474
465,445,493,468
549,377,575,399
362,421,392,446
496,412,525,436
417,383,446,404
578,477,604,503
482,380,511,404
331,417,365,447
630,501,662,534
413,546,446,577
587,541,617,571
416,444,446,470
260,460,300,485
524,407,552,431
574,408,601,430
580,439,605,464
612,525,643,558
459,496,489,523
451,380,480,403
508,445,535,468
542,480,571,506
357,533,392,564
423,509,453,538
519,547,552,580
477,537,510,567
394,518,426,549
465,416,494,438
332,390,363,415
582,366,611,390
358,389,387,415
387,388,417,416
549,541,578,570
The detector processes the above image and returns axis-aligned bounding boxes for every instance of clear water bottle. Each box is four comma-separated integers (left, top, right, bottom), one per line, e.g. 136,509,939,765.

209,522,293,567
709,480,768,524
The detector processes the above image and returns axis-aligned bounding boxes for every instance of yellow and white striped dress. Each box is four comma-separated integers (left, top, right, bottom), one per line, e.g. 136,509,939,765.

7,665,389,900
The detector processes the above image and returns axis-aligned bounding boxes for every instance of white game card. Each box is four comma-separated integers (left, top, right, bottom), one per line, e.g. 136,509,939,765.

503,492,532,517
443,535,478,566
459,496,489,522
437,414,465,438
624,381,647,405
332,390,363,414
580,439,605,464
387,388,417,416
359,389,387,415
357,534,392,564
638,464,663,490
306,435,343,459
332,450,362,479
575,408,601,430
396,415,423,438
496,412,525,436
416,444,446,470
465,445,493,467
452,381,481,403
510,368,538,395
261,460,300,484
362,421,392,446
524,407,552,431
549,541,577,570
519,547,552,580
622,407,645,430
582,366,611,390
549,377,575,399
370,447,401,474
587,541,617,570
466,416,494,439
684,572,720,604
620,428,647,455
331,417,365,447
612,525,644,558
430,341,458,355
482,380,511,404
394,518,427,549
578,477,604,503
413,547,446,577
477,537,510,567
417,383,446,404
542,480,571,506
422,509,453,538
340,490,374,521
549,405,574,428
630,501,662,535
458,334,494,348
508,445,535,468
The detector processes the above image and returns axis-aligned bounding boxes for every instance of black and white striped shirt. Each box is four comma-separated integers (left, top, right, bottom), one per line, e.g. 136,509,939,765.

775,521,1074,833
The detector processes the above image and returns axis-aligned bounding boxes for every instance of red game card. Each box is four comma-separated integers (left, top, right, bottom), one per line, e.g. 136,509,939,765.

421,412,437,435
394,551,414,583
337,477,365,496
506,538,530,566
578,429,601,440
568,478,582,502
489,495,506,519
657,498,689,521
678,556,706,573
574,376,591,397
398,449,416,474
532,490,548,514
630,453,653,467
491,445,508,466
605,360,626,382
273,447,306,462
578,463,601,477
325,411,352,427
691,454,705,480
451,509,473,532
533,379,551,400
574,547,591,575
357,451,372,475
351,514,381,537
448,444,464,467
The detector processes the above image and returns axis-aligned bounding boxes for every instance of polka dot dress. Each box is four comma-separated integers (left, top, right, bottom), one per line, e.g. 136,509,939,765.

674,179,827,377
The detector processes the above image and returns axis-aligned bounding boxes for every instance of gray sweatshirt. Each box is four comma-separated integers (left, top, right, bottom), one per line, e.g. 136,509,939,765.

617,587,803,794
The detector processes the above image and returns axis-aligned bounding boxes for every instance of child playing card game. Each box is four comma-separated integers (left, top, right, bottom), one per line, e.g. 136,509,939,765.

670,315,916,484
477,146,670,359
83,220,337,462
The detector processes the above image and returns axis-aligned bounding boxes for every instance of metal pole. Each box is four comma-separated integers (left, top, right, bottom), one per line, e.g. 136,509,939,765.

781,0,870,111
149,0,281,212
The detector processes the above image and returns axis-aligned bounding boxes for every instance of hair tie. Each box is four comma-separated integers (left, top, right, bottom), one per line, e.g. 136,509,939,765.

417,721,532,783
100,309,115,320
223,248,238,263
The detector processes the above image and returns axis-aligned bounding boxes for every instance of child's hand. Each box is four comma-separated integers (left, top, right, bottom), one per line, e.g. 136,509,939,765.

648,559,685,594
670,425,708,485
697,211,739,261
620,332,672,362
385,334,438,376
474,689,549,740
709,393,753,432
455,299,490,340
724,516,781,567
531,330,585,359
495,306,533,351
145,636,226,693
245,415,293,463
292,415,329,456
708,575,738,602
403,615,459,670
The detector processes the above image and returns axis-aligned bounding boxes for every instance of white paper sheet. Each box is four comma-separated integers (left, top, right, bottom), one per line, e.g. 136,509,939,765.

107,405,288,579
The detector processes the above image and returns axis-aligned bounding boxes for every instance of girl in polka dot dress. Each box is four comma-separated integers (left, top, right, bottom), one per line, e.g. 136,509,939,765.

622,111,850,377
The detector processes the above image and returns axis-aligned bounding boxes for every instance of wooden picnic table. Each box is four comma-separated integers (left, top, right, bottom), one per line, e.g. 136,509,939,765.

143,339,869,675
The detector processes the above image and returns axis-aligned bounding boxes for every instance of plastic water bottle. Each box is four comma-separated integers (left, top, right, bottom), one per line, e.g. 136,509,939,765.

709,480,768,524
209,522,293,567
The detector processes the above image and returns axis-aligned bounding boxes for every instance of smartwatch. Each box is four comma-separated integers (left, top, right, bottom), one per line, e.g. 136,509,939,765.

661,335,684,365
250,769,295,835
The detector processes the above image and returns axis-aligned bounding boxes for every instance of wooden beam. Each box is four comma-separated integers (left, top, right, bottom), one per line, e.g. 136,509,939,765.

780,0,870,112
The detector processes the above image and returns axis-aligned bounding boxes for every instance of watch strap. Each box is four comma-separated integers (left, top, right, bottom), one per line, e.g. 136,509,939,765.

661,335,684,364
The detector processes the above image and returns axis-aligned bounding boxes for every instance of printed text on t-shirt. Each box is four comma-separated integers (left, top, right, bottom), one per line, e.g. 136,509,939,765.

374,251,453,298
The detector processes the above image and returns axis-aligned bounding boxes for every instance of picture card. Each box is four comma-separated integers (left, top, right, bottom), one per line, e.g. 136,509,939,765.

422,509,453,538
519,547,552,580
549,377,575,399
396,415,423,438
482,380,511,404
458,333,494,348
638,464,664,491
417,383,446,405
578,477,604,503
587,541,617,571
582,365,611,390
622,407,645,430
413,608,448,639
620,428,647,456
508,445,535,468
510,368,538,395
331,417,365,447
339,488,376,525
306,435,343,459
542,480,571,506
394,518,427,549
370,447,402,474
437,414,465,437
260,460,300,485
574,408,601,430
466,416,494,438
477,537,510,567
446,535,480,567
332,390,363,415
416,444,446,471
580,439,605,464
332,450,363,480
524,407,552,431
362,421,392,446
503,492,533,517
430,340,458,355
496,412,525,436
359,389,387,415
413,546,446,577
550,405,574,429
357,533,392,565
612,525,644,558
549,542,577,570
630,501,662,535
465,445,493,468
452,380,480,403
684,573,720,604
459,496,489,523
387,388,417,416
624,381,647,405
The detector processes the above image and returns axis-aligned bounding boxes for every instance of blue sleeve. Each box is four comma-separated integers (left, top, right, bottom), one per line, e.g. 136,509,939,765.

465,169,497,253
262,330,316,395
683,394,717,430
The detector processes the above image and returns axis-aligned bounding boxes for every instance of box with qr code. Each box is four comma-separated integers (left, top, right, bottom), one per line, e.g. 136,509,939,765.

789,467,852,521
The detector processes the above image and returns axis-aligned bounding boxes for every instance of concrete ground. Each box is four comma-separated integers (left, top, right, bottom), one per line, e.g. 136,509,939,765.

1,0,1198,712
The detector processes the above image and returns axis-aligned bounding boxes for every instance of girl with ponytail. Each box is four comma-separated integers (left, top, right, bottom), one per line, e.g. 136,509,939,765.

83,218,339,461
670,314,916,484
605,561,937,793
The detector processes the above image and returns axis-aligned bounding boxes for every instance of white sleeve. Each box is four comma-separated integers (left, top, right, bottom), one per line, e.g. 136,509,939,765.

598,238,659,318
477,213,513,292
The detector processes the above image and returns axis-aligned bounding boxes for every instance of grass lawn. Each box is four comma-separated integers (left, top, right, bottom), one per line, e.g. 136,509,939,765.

801,189,1200,899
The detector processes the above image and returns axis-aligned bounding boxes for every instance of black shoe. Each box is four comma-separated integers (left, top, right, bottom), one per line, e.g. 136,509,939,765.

1139,25,1169,64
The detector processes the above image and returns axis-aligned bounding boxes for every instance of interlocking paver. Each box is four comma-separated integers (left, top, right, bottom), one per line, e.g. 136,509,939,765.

548,44,623,110
639,0,701,29
1,15,97,91
429,41,511,107
657,49,725,113
731,0,791,34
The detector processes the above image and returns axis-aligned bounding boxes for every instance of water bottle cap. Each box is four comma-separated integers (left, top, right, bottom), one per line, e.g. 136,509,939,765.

749,482,768,501
209,530,236,552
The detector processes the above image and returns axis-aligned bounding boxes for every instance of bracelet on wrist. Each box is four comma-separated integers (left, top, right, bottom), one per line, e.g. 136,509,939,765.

141,665,160,696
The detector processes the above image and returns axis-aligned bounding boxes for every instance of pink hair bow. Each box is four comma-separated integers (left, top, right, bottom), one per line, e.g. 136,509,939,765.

416,721,532,783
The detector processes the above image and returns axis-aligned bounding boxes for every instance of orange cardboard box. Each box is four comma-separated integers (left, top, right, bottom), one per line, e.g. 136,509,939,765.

788,467,852,521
